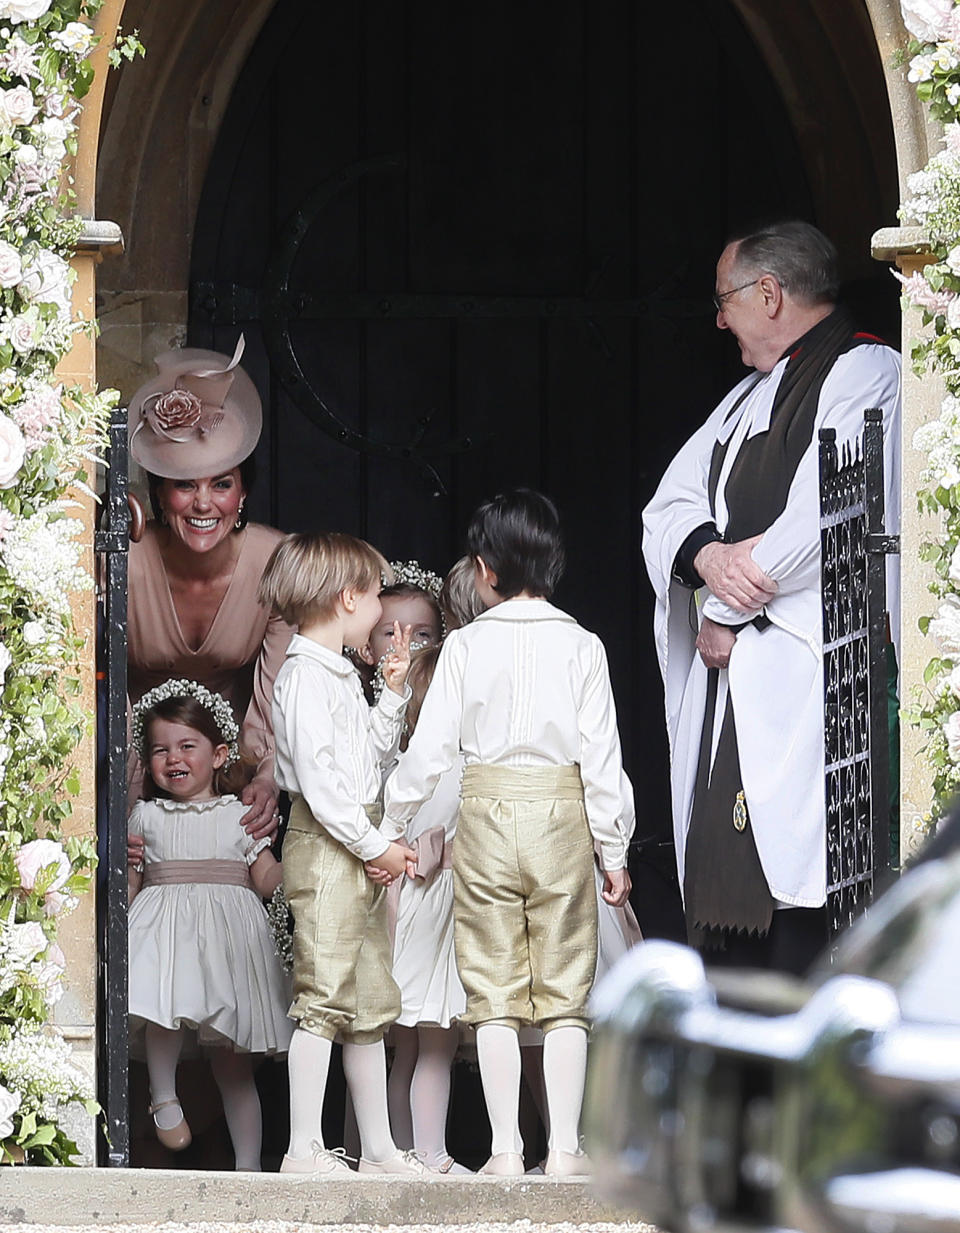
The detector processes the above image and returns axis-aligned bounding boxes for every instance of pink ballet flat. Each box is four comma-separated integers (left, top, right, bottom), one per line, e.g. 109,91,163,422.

148,1097,191,1152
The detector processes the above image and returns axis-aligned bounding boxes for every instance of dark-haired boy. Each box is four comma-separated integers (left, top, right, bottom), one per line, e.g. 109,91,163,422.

382,489,633,1177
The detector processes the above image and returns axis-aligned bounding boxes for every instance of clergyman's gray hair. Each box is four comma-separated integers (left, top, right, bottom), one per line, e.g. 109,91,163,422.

729,220,839,306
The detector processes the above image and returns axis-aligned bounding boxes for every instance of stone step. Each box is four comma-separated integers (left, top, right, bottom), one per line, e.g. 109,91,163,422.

0,1168,648,1228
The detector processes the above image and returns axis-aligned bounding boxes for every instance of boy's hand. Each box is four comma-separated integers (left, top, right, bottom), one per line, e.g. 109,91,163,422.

364,861,393,886
382,622,413,695
602,867,632,908
367,840,417,880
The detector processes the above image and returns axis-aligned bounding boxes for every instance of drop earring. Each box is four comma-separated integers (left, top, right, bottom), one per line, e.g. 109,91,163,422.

235,501,244,530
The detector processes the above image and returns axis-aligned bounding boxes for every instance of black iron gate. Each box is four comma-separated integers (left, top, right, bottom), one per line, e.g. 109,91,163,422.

95,406,131,1166
819,407,899,940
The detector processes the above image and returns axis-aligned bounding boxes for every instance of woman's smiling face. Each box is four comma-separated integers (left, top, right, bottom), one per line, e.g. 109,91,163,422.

157,468,245,553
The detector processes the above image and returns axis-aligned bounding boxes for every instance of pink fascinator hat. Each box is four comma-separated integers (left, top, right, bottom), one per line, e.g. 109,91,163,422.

128,336,262,479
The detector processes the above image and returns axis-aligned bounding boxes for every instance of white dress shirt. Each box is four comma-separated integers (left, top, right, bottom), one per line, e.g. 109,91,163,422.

382,598,633,871
273,633,408,862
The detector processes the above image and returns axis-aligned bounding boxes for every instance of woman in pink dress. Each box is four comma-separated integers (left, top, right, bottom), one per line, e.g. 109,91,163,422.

126,338,293,838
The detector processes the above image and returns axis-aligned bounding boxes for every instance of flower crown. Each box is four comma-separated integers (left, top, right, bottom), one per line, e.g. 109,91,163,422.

131,678,241,766
388,560,443,601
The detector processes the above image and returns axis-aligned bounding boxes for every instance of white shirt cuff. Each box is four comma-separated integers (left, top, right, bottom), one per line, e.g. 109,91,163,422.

599,841,628,872
379,814,407,842
378,682,411,712
349,830,391,862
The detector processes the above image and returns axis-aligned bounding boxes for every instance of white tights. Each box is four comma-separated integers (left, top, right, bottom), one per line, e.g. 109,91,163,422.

410,1025,459,1168
542,1025,588,1153
476,1022,588,1157
287,1028,400,1164
144,1022,263,1170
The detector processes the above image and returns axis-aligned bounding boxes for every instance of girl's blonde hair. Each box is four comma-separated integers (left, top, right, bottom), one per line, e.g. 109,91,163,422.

440,556,487,631
259,531,386,627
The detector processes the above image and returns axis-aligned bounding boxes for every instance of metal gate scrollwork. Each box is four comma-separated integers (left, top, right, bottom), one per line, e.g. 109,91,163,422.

819,408,899,940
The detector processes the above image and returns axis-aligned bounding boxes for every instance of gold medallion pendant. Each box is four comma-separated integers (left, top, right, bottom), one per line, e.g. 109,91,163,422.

732,791,748,832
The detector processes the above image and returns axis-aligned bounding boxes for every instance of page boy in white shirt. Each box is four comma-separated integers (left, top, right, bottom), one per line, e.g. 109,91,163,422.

382,490,633,1177
258,531,428,1177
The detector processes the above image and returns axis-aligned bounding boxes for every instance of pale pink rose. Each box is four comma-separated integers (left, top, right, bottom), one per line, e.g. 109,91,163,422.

19,249,70,314
0,412,24,489
0,240,21,289
7,313,38,355
946,123,960,154
0,85,37,130
15,837,70,892
902,0,956,43
0,509,13,541
0,1084,19,1140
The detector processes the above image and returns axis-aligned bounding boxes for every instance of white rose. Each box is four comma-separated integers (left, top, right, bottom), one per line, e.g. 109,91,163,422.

902,0,956,44
0,85,37,131
13,143,37,168
0,642,9,683
931,596,960,657
19,250,70,313
7,920,46,967
50,21,92,55
0,411,24,489
21,620,44,646
946,710,960,762
0,0,51,21
0,241,21,290
947,294,960,331
947,245,960,276
37,116,68,162
0,1083,19,1140
950,543,960,587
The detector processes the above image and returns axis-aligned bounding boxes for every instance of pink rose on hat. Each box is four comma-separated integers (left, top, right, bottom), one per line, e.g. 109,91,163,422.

150,388,203,438
0,411,25,489
15,837,70,893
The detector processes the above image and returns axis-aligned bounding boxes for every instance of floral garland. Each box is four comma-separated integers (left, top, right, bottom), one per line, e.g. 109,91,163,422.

131,678,240,767
0,0,142,1164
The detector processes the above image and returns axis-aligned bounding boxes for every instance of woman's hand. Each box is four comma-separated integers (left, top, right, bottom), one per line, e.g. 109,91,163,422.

240,777,281,840
381,622,413,695
128,834,145,872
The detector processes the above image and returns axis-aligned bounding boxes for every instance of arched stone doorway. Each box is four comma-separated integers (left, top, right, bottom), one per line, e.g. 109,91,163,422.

97,0,909,942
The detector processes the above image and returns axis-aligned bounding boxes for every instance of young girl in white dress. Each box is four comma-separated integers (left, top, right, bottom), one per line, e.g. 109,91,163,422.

127,679,292,1170
386,645,470,1173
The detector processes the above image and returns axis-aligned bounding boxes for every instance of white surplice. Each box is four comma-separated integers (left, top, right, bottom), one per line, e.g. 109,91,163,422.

642,342,901,908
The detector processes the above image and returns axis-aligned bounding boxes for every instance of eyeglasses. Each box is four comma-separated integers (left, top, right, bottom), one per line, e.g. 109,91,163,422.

712,279,759,313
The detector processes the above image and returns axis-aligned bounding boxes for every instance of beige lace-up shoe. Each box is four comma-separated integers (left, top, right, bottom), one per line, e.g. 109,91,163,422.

280,1141,354,1175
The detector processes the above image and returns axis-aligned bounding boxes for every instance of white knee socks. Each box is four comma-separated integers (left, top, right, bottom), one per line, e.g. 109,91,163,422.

343,1039,397,1163
144,1022,186,1131
542,1025,588,1153
410,1024,459,1167
210,1049,262,1171
476,1022,523,1156
286,1027,333,1159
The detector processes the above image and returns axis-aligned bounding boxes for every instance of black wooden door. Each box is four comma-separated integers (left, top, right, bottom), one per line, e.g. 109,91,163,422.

189,0,813,936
